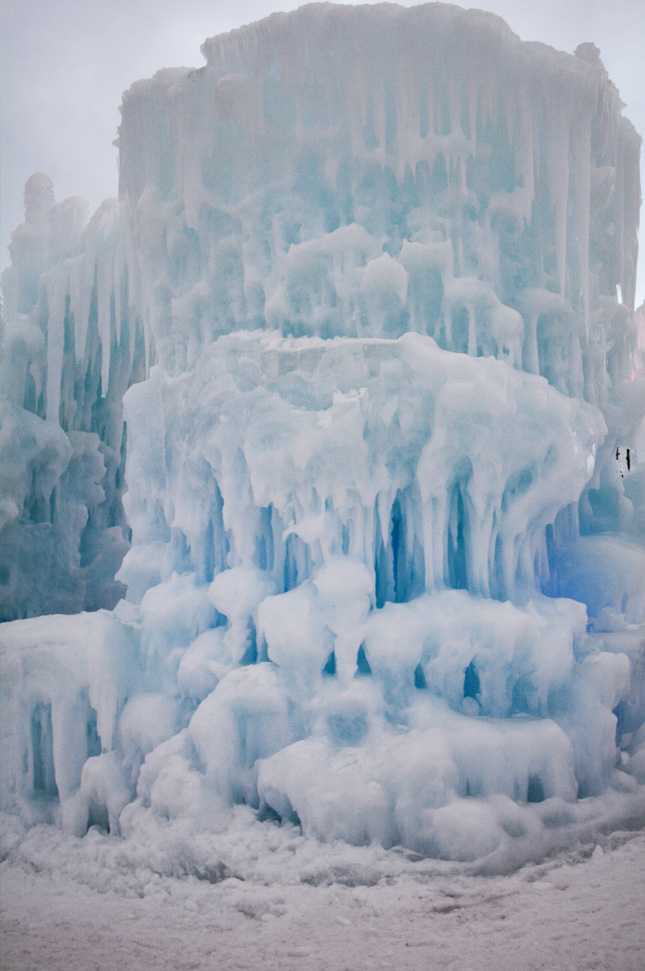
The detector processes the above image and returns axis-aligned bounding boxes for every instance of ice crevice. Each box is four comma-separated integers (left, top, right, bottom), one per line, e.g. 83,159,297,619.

1,2,645,864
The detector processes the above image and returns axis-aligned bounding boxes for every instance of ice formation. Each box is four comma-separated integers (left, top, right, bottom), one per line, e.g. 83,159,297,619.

1,3,645,864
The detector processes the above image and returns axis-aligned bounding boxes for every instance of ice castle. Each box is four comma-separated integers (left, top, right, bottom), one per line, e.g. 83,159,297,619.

1,3,644,863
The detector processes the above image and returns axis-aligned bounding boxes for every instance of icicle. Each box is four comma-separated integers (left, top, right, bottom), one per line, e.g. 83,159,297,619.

97,253,113,396
544,93,571,299
571,99,593,335
44,267,69,423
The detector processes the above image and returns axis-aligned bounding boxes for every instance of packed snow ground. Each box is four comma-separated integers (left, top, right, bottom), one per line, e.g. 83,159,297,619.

2,813,645,971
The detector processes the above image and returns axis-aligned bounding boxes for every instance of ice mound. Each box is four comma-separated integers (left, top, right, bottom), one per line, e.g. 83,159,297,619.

1,3,644,865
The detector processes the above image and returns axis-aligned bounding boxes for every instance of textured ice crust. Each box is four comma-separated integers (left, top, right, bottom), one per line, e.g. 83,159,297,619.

1,3,645,866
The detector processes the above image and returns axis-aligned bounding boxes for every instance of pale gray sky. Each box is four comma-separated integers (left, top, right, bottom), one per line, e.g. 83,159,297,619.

2,0,643,303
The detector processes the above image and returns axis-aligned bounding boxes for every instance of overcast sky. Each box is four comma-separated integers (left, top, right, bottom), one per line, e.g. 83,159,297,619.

2,0,643,304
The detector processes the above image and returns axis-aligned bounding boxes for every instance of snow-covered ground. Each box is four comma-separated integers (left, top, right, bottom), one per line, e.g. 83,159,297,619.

2,812,645,971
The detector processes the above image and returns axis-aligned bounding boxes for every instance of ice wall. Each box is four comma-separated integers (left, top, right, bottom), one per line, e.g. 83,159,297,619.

1,3,644,863
0,179,144,620
116,3,640,398
2,3,641,625
120,331,600,609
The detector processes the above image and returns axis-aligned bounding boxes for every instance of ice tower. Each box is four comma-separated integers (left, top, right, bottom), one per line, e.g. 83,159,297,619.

1,3,644,864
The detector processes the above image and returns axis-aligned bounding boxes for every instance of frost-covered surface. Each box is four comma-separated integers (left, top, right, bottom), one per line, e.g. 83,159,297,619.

2,813,645,971
1,2,645,867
